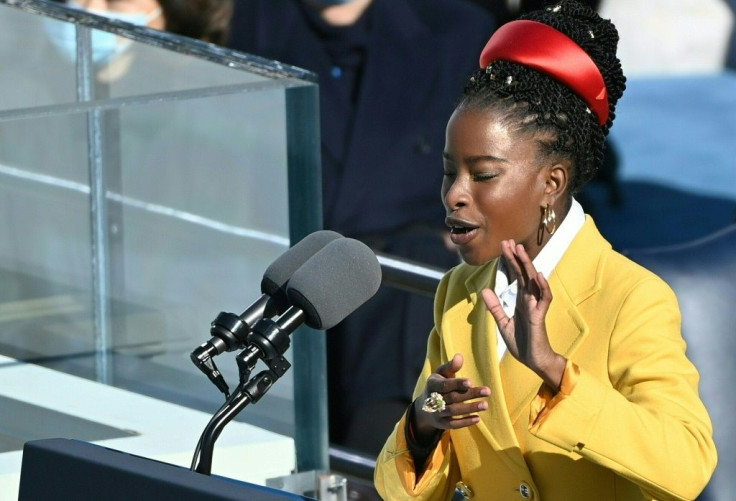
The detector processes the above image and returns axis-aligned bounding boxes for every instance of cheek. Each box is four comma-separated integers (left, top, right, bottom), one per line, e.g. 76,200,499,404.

475,188,504,215
476,183,534,233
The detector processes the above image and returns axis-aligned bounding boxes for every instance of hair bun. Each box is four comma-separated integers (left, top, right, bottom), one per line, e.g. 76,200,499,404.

521,0,626,130
459,0,626,194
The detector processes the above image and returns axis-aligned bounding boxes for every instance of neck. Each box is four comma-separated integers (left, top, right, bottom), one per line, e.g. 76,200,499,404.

307,0,373,26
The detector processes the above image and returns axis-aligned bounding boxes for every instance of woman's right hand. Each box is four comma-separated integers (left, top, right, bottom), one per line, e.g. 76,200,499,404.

412,353,491,441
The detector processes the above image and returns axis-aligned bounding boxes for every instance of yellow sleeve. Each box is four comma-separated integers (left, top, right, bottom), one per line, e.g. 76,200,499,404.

528,277,717,500
374,410,459,500
528,358,580,424
374,272,461,500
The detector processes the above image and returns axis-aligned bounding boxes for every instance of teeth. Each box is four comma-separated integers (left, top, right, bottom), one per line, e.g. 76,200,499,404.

452,226,470,234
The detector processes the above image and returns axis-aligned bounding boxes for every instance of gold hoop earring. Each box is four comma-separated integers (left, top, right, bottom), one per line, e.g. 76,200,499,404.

542,204,557,236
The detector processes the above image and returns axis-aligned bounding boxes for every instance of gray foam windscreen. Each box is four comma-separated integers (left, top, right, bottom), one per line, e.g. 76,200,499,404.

286,238,382,330
260,230,343,308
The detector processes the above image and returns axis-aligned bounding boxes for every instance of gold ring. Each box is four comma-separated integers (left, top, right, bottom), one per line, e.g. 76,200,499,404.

421,392,446,413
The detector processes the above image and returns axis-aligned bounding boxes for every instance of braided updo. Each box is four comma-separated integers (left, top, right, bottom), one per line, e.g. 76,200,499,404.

460,0,626,195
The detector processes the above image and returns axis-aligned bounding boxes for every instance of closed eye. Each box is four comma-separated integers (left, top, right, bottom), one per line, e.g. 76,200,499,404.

473,173,498,181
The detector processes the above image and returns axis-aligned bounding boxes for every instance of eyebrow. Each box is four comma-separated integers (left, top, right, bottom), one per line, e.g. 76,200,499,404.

442,152,509,165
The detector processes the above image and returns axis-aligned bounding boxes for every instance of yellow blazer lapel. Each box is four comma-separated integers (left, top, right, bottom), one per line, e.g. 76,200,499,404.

501,217,608,423
502,272,590,423
444,261,532,476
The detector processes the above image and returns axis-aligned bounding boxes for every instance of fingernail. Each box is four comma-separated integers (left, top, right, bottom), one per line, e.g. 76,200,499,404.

478,402,488,410
480,388,490,396
463,380,472,388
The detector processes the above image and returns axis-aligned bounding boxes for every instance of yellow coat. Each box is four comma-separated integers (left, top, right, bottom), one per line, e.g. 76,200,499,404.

375,217,717,501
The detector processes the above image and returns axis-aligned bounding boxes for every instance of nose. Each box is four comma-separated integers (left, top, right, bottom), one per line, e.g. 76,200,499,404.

443,175,469,211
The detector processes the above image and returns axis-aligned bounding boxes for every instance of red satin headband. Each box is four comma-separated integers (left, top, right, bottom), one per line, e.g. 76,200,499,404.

479,20,609,126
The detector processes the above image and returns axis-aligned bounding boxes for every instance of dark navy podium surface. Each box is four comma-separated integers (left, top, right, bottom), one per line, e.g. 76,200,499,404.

19,439,315,501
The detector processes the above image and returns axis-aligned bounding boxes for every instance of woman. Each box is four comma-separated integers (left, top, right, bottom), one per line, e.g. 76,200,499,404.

48,0,232,48
42,0,233,84
374,1,717,499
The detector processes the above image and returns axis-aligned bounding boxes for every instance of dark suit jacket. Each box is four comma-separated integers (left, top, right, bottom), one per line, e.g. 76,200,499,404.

229,0,496,238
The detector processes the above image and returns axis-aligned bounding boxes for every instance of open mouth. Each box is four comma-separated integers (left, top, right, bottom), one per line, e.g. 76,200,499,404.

447,222,479,246
445,218,479,245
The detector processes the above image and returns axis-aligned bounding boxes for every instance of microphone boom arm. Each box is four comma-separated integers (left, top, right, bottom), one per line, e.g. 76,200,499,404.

190,310,301,475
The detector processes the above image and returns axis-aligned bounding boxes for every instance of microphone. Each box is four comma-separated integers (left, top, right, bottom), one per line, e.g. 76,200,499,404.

235,237,382,388
191,238,382,475
190,230,343,396
286,237,383,330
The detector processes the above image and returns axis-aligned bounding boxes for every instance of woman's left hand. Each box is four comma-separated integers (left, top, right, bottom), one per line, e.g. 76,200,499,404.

481,239,566,390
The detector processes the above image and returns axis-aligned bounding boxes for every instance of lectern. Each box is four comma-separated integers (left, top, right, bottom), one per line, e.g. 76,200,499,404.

19,439,314,501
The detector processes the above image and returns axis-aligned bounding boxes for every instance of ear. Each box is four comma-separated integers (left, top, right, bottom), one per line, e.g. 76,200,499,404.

543,162,570,204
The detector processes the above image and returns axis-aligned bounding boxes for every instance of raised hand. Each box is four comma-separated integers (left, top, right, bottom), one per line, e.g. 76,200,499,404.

481,239,566,390
412,354,490,441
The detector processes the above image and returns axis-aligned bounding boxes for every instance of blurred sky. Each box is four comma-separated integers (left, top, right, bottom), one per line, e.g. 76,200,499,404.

580,0,736,250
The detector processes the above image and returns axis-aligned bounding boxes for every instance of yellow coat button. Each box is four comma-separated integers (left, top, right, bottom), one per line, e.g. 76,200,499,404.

519,482,533,499
455,481,474,499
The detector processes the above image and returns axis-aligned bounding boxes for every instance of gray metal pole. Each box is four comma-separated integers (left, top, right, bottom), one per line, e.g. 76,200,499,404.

76,25,112,384
285,83,328,473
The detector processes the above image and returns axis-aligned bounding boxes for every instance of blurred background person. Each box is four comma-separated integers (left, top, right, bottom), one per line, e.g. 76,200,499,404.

41,0,232,84
51,0,233,44
228,0,497,456
465,0,602,25
44,0,233,52
156,0,232,45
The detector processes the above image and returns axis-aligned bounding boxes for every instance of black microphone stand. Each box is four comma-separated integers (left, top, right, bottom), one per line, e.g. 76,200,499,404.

190,308,305,475
190,295,274,398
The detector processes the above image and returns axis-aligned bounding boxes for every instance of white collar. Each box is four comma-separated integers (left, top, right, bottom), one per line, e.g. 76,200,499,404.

493,198,586,358
494,198,585,294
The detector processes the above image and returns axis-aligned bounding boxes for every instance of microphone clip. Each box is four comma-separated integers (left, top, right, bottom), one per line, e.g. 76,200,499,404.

235,314,295,386
190,343,230,399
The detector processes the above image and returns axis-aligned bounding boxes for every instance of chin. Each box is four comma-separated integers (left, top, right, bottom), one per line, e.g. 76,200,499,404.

458,244,501,266
459,251,491,267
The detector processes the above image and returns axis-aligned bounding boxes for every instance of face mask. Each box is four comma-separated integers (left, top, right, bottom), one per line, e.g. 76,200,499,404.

42,1,162,66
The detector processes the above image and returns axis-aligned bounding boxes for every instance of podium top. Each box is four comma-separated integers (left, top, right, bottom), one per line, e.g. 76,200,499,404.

19,438,315,501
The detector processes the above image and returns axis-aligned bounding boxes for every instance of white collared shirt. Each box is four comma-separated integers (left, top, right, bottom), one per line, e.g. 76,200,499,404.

493,198,586,360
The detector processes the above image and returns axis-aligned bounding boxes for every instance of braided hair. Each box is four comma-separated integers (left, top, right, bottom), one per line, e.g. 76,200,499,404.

460,0,626,196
